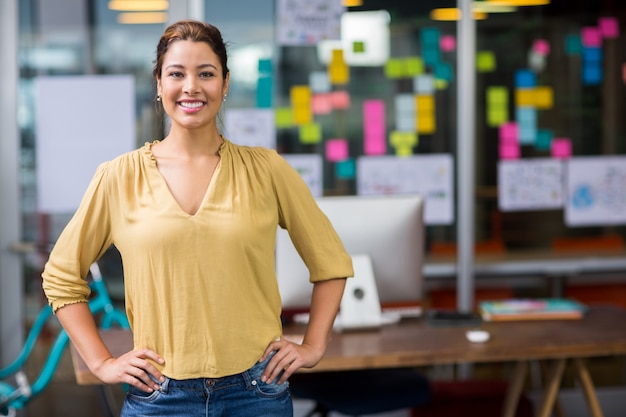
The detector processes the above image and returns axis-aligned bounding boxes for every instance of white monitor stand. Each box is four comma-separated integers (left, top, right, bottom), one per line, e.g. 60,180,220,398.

336,254,383,331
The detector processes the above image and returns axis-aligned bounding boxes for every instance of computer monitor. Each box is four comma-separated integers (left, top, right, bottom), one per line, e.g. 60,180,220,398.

276,194,425,311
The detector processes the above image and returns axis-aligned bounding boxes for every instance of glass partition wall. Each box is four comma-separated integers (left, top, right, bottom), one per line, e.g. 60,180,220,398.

13,0,626,319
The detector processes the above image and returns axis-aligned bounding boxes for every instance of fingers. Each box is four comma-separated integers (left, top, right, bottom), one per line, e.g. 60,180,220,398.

260,340,303,385
98,348,165,393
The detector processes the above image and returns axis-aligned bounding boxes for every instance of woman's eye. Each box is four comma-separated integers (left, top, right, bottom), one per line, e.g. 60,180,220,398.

199,72,214,78
169,71,184,78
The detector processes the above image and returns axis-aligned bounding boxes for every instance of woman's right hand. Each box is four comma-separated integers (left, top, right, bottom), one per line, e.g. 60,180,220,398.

93,348,165,393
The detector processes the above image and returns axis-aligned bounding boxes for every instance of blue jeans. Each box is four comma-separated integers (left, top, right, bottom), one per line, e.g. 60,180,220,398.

120,353,292,417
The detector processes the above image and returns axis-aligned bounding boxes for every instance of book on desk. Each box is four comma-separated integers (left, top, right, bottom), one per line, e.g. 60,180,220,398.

479,298,587,322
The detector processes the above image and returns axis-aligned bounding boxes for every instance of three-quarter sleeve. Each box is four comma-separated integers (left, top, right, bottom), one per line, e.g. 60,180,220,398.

270,151,354,283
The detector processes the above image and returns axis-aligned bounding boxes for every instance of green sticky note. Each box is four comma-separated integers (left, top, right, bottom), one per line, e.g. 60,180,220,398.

389,131,418,148
275,107,294,128
353,41,365,53
384,58,405,79
299,123,322,144
487,109,508,127
336,158,355,179
405,57,424,76
486,86,508,127
476,51,496,72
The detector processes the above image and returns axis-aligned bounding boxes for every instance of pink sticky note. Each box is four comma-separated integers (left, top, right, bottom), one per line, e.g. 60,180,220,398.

312,94,332,115
598,17,620,39
499,122,518,144
551,138,572,159
364,133,386,156
581,27,602,47
532,39,550,56
330,90,351,110
326,138,349,162
500,143,520,160
440,35,456,52
363,99,385,122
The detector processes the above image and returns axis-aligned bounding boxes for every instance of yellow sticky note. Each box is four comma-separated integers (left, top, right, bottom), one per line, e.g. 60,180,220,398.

476,51,496,72
405,57,424,76
293,106,312,125
331,49,345,64
290,85,311,107
417,115,436,134
534,86,554,109
384,58,405,79
329,63,349,85
515,88,535,107
299,123,322,144
275,107,294,128
416,94,435,113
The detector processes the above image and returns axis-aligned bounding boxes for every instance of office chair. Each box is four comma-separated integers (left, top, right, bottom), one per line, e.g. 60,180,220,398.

289,367,431,417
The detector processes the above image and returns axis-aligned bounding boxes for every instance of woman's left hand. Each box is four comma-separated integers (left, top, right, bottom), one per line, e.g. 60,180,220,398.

258,338,323,385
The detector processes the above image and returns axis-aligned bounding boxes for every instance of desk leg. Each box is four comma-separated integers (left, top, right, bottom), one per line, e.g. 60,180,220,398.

537,358,567,417
573,358,605,417
502,361,528,417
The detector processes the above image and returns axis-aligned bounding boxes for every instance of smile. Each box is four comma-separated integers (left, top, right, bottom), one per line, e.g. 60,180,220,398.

178,101,205,109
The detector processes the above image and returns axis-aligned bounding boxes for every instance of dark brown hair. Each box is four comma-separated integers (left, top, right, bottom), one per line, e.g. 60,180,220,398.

153,20,229,80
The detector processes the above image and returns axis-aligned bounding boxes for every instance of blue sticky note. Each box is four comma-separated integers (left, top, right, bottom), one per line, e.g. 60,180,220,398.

256,76,273,108
535,129,553,151
336,158,355,179
515,69,536,88
434,62,453,82
582,64,602,85
582,47,602,63
423,47,440,67
519,125,537,145
565,34,583,55
258,59,272,75
516,107,536,124
421,27,440,46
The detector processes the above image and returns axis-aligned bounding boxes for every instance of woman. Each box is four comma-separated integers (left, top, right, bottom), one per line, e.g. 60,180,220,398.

42,19,353,416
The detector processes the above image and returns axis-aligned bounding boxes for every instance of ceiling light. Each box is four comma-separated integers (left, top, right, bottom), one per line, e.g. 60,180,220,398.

342,0,363,6
430,8,487,21
472,1,517,13
485,0,550,6
108,1,169,11
117,12,168,24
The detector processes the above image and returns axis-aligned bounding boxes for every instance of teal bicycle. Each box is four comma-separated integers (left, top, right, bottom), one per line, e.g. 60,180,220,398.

0,262,129,417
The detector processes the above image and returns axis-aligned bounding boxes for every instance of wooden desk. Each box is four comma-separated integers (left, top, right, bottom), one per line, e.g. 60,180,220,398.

72,306,626,417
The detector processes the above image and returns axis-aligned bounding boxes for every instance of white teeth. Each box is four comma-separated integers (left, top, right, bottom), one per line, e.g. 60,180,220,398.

180,102,203,108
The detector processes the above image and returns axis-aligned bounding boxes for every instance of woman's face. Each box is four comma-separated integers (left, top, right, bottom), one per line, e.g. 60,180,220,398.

156,40,229,132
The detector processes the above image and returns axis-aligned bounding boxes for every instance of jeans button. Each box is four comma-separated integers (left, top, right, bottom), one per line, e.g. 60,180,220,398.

205,379,216,387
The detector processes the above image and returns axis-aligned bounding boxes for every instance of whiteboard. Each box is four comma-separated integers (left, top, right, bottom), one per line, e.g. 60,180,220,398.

224,108,276,149
282,154,323,197
498,158,564,211
565,156,626,226
35,75,136,213
356,154,454,225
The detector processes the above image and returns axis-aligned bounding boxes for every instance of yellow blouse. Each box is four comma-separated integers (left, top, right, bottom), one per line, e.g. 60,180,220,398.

42,138,353,379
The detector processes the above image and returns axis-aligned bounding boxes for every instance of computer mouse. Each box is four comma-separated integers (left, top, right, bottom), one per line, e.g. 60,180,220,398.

466,329,490,343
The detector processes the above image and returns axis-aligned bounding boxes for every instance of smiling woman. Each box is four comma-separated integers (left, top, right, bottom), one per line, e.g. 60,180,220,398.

40,18,353,417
